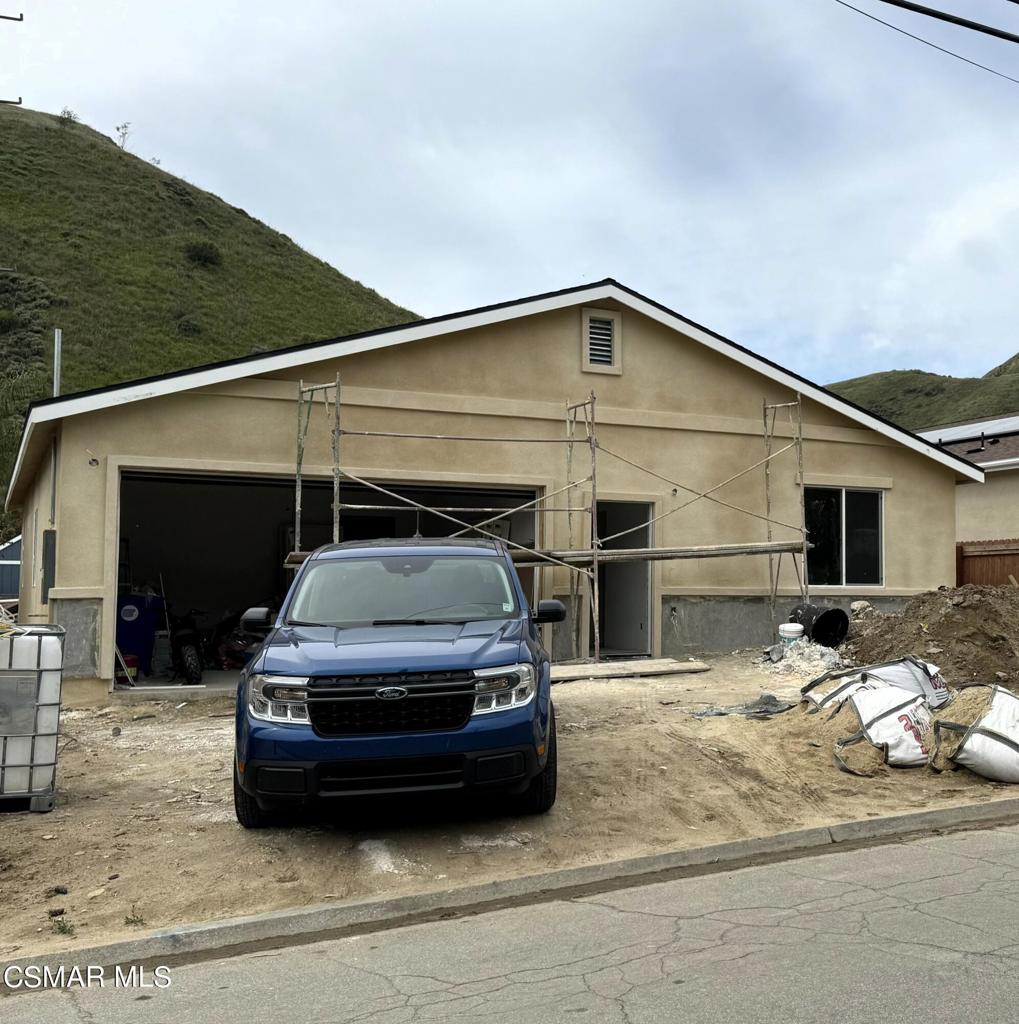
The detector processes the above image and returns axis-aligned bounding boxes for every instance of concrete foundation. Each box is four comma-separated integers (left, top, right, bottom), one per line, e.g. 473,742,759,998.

661,594,907,657
51,598,101,679
550,594,583,662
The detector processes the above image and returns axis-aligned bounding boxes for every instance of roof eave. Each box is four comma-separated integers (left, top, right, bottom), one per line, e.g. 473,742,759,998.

5,278,986,498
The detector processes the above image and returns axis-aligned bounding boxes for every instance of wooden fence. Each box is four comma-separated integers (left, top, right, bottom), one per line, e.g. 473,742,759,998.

956,539,1019,586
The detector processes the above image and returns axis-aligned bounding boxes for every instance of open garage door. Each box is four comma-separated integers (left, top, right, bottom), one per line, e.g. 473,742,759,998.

117,472,538,684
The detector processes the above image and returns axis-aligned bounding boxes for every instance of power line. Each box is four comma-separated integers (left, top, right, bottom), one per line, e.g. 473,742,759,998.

832,0,1019,87
871,0,1019,45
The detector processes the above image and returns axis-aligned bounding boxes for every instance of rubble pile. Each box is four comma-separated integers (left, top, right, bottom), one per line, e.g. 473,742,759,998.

844,586,1019,685
765,638,844,678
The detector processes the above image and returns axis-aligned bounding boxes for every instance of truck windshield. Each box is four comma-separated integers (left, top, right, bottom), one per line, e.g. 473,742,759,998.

286,554,520,626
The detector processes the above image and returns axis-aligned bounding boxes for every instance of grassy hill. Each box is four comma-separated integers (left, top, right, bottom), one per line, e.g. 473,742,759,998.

829,364,1019,433
0,105,416,533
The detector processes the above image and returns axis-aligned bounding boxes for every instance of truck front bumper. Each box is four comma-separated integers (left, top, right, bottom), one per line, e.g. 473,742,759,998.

236,703,546,805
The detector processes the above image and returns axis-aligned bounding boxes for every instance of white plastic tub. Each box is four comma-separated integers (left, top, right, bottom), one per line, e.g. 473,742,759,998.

778,622,805,645
0,625,65,812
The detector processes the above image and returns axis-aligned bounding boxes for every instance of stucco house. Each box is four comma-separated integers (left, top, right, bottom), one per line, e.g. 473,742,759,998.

6,279,981,696
921,414,1019,543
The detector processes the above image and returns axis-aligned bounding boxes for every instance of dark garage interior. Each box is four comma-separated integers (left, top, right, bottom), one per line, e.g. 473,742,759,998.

117,473,539,653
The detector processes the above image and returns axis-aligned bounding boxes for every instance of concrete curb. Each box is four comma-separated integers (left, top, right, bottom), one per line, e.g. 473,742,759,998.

4,796,1019,984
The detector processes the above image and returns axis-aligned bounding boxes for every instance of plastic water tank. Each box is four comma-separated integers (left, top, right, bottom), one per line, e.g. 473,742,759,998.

0,625,65,812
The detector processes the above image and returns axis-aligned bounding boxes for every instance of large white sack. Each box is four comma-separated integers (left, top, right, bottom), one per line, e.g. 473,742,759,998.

834,685,933,772
801,673,888,713
945,687,1019,784
803,656,951,713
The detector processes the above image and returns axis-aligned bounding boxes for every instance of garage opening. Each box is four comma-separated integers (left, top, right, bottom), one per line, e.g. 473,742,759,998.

592,500,652,658
117,473,537,684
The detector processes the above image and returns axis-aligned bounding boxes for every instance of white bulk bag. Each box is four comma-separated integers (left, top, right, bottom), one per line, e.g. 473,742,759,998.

936,687,1019,784
834,685,933,772
801,673,888,713
803,656,952,713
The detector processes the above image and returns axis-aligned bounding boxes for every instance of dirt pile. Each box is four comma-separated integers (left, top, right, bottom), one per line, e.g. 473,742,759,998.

2,666,1009,959
931,686,996,771
845,586,1019,685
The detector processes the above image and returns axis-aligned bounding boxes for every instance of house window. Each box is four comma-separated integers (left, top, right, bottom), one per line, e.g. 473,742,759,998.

581,308,622,374
805,487,882,586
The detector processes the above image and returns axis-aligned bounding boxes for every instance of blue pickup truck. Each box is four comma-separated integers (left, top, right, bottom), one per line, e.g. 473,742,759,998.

233,538,565,827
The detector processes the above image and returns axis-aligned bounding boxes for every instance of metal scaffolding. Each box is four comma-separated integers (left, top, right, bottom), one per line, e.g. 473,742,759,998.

291,377,810,662
763,396,810,635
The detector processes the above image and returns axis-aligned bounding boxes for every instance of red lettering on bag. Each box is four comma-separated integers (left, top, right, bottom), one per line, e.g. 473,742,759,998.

898,713,928,755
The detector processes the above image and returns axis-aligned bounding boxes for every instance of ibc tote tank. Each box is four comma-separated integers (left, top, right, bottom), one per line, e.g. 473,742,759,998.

0,625,65,812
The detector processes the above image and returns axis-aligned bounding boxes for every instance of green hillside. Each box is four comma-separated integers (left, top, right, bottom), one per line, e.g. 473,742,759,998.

829,365,1019,433
0,105,416,534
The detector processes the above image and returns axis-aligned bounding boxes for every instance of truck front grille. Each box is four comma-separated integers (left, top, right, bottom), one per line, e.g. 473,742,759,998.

306,671,476,736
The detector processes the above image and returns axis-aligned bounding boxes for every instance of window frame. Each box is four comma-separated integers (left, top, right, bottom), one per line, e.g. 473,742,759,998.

581,307,623,376
805,485,885,589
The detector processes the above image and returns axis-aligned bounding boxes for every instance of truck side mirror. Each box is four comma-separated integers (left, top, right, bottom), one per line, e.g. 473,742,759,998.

533,599,566,624
240,606,273,631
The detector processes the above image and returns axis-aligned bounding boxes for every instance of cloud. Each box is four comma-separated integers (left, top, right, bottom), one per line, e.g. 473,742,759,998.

6,0,1019,384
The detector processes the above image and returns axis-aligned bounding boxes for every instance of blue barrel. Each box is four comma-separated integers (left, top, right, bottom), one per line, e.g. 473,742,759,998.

116,594,166,676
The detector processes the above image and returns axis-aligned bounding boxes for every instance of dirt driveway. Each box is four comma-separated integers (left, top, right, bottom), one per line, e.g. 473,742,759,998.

0,656,1009,958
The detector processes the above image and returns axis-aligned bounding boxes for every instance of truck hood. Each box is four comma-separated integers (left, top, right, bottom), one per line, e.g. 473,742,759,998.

256,619,526,676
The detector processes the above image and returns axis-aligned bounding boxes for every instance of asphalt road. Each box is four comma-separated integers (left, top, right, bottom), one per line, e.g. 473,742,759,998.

8,825,1019,1023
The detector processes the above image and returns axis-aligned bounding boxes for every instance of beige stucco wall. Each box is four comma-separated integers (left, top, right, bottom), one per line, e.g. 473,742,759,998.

17,433,56,625
956,471,1019,542
22,302,961,680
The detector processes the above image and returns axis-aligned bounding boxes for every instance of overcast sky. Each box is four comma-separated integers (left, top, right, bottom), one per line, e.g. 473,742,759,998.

6,0,1019,384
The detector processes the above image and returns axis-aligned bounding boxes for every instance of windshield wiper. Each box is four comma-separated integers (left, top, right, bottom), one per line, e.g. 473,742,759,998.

371,618,465,626
286,620,345,628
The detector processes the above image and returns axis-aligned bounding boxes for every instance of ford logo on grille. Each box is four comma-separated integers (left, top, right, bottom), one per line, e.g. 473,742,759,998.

375,686,408,700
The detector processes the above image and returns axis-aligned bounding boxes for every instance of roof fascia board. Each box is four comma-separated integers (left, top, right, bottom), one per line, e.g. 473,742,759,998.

599,285,983,482
6,285,617,509
7,280,984,504
25,285,616,426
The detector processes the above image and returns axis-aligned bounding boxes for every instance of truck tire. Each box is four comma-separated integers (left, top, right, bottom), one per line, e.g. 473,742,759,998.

181,644,203,685
516,705,557,815
233,765,277,828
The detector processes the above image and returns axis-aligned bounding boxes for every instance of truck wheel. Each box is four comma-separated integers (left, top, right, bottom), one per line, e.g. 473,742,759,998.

181,644,203,685
516,706,557,815
233,765,277,828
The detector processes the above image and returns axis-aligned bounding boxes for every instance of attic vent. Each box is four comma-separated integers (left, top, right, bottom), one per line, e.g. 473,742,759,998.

582,308,621,374
587,317,615,365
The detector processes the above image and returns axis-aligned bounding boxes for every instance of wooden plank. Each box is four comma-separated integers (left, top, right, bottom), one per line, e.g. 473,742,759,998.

552,658,710,683
512,540,806,567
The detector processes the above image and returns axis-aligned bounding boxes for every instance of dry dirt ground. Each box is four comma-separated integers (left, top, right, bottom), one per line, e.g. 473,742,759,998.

0,655,1011,958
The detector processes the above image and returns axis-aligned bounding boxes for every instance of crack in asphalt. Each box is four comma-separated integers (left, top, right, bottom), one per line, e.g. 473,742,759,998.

305,835,1019,1023
6,829,1019,1023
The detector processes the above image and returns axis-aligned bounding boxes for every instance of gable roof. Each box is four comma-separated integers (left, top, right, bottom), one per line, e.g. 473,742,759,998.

6,278,983,505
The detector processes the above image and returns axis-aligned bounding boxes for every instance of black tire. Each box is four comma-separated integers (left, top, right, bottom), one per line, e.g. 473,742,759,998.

181,644,203,685
233,765,277,828
515,705,557,815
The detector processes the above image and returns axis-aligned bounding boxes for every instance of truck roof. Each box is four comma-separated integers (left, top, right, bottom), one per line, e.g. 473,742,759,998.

310,538,505,561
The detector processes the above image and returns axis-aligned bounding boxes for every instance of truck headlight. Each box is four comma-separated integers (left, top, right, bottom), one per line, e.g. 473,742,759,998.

472,664,535,715
248,674,311,724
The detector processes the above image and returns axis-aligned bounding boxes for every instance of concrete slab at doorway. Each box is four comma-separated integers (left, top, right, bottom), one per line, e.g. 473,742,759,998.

551,657,709,683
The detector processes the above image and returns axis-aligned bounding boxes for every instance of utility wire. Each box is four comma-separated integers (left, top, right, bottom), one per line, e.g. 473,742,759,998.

832,0,1019,86
871,0,1019,44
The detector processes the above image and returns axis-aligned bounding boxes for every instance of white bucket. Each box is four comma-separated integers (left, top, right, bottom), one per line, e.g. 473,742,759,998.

778,622,805,645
